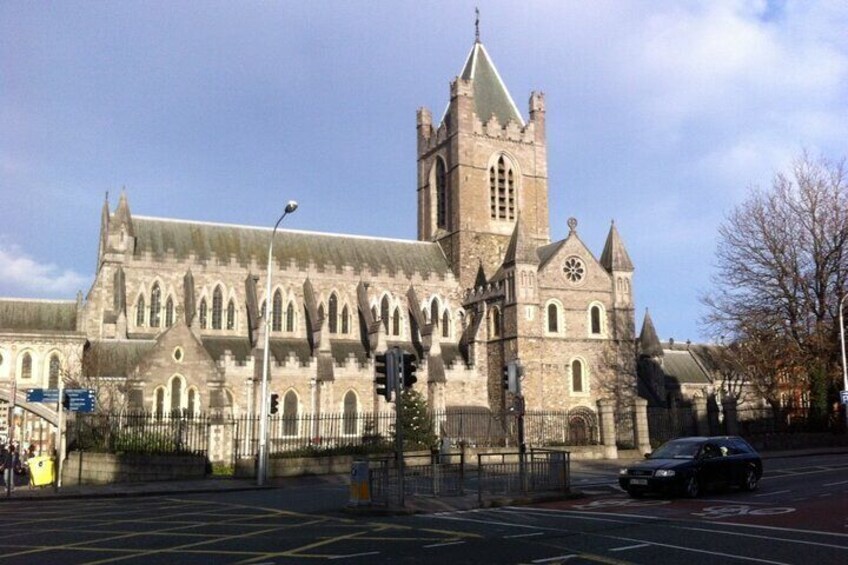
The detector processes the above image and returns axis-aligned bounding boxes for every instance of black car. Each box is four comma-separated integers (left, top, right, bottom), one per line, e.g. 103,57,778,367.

619,436,762,498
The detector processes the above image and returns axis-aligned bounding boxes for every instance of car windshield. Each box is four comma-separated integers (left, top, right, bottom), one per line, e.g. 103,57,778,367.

650,440,701,459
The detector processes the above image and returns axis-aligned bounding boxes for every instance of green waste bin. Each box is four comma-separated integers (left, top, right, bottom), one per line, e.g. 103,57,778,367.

28,455,55,486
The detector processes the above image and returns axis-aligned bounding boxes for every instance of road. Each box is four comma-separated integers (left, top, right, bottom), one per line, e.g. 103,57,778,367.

0,454,843,564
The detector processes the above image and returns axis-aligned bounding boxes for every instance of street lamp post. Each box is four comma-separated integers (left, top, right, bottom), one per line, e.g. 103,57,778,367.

258,200,298,486
839,293,848,429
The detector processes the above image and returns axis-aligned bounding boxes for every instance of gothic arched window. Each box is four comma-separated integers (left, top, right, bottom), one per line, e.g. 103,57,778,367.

187,388,197,416
392,307,401,336
272,290,283,332
328,293,339,334
211,286,223,330
199,299,208,329
489,154,516,220
170,376,183,414
381,296,390,333
341,305,349,334
155,388,165,419
343,391,358,435
547,303,559,333
21,352,32,379
150,283,162,327
435,157,448,229
572,360,585,393
283,390,298,437
136,296,146,327
165,297,174,327
285,301,295,332
590,305,603,335
442,310,450,338
226,299,235,330
48,354,60,389
489,307,501,338
430,297,440,328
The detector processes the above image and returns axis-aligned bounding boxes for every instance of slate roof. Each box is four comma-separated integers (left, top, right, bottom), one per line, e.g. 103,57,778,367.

132,217,452,277
661,350,711,385
459,42,524,127
85,340,156,377
0,299,80,333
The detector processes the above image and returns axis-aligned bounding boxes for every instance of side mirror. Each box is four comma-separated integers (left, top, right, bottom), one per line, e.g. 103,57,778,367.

644,452,651,459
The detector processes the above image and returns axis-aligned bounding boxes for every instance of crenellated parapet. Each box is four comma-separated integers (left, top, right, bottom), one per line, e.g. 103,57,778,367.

463,279,505,306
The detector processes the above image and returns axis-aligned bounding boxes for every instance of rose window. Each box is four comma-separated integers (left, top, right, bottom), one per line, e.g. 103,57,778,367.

563,257,585,283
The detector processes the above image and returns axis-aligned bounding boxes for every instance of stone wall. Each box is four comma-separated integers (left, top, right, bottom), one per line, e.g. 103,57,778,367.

62,452,208,485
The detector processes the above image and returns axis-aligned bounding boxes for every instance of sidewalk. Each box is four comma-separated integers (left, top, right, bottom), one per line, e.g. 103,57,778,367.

2,446,844,507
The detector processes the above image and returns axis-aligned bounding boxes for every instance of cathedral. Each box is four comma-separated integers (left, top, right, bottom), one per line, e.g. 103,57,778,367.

0,38,640,439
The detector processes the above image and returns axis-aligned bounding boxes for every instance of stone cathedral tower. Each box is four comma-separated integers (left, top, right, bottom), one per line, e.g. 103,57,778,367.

417,39,550,289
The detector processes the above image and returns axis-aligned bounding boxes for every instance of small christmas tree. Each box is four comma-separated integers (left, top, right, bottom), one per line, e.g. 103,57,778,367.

396,388,437,450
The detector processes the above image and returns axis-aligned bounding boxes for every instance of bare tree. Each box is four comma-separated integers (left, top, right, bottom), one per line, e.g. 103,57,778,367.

702,152,848,410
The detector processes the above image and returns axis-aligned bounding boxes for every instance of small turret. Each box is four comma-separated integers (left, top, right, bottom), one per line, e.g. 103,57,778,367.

105,190,135,258
639,310,663,359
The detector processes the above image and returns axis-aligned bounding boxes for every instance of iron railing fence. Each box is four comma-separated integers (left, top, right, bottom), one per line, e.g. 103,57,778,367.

736,406,838,435
475,449,570,505
72,412,212,455
647,406,696,446
72,408,602,457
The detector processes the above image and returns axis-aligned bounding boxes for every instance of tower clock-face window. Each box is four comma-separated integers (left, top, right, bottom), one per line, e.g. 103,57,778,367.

563,257,585,284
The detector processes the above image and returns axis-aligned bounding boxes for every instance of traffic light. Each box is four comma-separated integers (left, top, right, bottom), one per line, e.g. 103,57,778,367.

374,352,397,401
400,352,417,388
269,393,280,415
503,361,519,393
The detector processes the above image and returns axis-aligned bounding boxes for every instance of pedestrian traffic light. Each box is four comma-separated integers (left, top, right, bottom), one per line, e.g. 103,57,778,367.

374,352,397,401
400,352,417,388
269,393,279,415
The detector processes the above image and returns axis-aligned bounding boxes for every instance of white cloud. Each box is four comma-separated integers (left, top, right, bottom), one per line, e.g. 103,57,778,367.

0,243,89,297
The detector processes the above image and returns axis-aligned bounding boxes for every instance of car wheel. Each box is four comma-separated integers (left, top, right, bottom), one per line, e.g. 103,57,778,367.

741,467,759,492
684,475,700,498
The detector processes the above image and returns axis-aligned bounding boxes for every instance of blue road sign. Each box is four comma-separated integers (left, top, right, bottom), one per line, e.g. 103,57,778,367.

64,389,96,413
841,390,848,405
26,388,60,403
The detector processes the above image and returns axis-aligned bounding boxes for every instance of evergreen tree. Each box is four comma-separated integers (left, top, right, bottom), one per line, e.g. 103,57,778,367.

396,388,437,450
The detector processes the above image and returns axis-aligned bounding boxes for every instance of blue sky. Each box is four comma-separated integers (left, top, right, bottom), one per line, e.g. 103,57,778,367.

2,1,847,343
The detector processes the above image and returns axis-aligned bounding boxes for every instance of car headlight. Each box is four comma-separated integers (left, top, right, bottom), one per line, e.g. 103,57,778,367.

619,468,629,475
654,469,676,477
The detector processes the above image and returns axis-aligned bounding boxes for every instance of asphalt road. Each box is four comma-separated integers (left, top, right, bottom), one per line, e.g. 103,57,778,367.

0,454,844,564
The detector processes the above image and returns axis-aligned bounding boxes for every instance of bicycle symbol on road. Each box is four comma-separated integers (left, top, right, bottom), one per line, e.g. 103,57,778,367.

692,505,795,520
572,498,671,510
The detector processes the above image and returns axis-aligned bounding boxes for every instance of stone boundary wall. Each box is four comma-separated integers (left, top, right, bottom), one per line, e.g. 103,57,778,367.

63,452,208,485
234,445,608,479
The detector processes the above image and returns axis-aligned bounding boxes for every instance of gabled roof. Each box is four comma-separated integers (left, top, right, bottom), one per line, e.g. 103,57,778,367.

458,42,525,127
85,340,156,377
662,350,711,385
0,299,80,333
600,221,634,272
132,217,452,278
